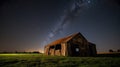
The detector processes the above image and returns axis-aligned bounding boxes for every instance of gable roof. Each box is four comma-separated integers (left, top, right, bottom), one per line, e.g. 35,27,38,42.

45,32,87,47
88,42,96,46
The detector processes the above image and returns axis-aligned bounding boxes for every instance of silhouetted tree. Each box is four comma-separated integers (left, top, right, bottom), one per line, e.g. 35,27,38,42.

15,51,18,53
117,49,120,52
32,51,40,54
109,49,113,52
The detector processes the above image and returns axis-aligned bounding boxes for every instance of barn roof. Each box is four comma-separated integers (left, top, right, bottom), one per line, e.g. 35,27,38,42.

88,42,96,46
45,32,86,47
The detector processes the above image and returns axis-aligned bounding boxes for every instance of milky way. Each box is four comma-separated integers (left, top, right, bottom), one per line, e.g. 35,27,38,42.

0,0,120,52
42,0,91,46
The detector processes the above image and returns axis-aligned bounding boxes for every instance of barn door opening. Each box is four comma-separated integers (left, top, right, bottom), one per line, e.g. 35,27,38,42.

71,44,80,56
55,44,61,56
49,46,55,55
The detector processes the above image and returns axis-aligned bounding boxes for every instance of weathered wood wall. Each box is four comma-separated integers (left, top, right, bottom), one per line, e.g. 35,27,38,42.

44,33,97,57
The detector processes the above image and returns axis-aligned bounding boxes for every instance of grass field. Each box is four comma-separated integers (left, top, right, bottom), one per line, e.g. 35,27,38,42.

0,54,120,67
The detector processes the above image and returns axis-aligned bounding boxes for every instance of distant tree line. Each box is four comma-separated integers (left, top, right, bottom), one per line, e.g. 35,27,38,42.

109,49,120,52
0,51,42,54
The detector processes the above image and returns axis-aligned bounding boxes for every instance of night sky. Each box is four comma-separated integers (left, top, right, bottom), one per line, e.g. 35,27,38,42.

0,0,120,52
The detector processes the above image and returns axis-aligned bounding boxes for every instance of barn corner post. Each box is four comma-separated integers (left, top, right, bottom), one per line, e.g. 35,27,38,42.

66,42,70,56
94,43,97,56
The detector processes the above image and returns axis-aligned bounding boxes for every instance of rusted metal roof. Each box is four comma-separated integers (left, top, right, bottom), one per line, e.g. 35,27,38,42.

45,32,83,47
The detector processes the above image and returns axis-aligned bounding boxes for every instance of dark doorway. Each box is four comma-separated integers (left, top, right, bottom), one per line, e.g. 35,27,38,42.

71,44,80,56
55,44,61,50
48,46,55,55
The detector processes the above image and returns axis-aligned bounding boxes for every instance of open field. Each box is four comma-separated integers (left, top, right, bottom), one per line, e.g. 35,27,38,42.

0,54,120,67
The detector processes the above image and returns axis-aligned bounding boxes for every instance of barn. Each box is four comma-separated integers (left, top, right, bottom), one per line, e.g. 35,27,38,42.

44,32,97,57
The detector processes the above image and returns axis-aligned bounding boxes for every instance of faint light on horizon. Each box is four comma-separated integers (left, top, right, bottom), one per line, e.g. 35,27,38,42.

26,49,44,53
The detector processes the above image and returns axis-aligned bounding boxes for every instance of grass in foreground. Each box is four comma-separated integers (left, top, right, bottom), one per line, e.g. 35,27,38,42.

0,53,120,67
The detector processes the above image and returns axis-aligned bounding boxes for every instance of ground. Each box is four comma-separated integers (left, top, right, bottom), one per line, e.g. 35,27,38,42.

0,53,120,67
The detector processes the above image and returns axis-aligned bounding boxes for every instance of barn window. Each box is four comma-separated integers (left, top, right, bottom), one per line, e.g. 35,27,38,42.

50,46,54,49
76,48,79,52
55,44,61,50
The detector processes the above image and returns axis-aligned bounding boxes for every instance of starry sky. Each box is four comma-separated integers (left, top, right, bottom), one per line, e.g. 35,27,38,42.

0,0,120,52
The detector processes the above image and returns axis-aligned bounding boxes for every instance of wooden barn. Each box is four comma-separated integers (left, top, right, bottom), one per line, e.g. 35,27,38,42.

44,32,97,57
